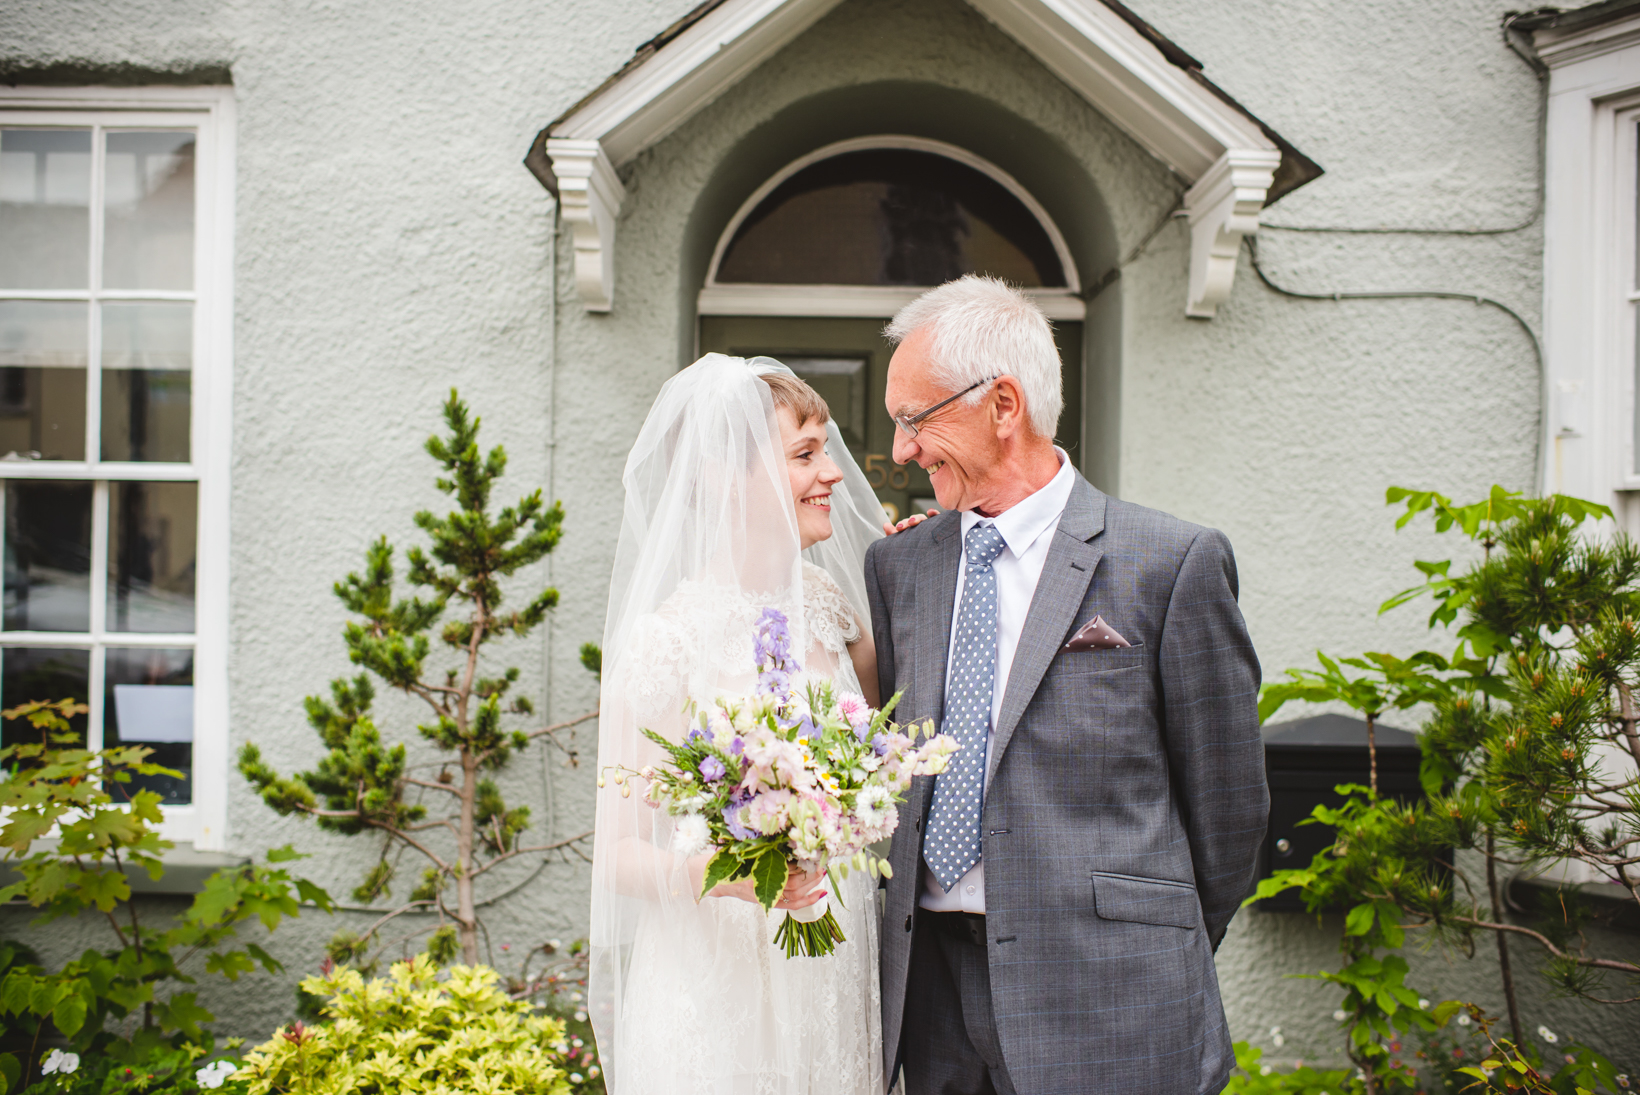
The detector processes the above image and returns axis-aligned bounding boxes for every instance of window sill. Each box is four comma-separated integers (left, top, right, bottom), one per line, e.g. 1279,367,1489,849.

1,841,249,897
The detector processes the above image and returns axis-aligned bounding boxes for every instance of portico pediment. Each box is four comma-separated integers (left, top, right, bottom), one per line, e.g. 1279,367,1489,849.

530,0,1319,317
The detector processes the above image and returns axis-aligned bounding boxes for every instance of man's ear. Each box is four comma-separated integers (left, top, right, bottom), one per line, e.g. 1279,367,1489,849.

991,376,1029,440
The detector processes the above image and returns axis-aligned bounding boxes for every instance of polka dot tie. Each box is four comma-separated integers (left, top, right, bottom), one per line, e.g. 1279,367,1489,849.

923,523,1006,892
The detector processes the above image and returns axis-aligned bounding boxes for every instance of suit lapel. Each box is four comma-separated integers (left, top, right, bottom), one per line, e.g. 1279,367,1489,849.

912,514,962,728
987,477,1108,784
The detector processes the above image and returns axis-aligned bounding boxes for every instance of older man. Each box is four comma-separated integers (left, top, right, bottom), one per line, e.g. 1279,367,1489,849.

867,276,1267,1095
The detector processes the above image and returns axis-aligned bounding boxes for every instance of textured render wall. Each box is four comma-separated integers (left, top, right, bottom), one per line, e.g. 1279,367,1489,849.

0,0,679,1041
3,0,1636,1070
1113,0,1638,1072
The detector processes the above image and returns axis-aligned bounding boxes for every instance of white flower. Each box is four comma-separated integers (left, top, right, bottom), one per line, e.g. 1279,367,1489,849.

1332,1009,1348,1022
671,813,711,857
1418,998,1430,1010
1538,1025,1558,1045
854,786,892,829
574,1009,588,1021
1259,1065,1272,1076
1613,1073,1628,1089
1457,1013,1471,1027
570,1073,584,1084
196,1061,238,1089
1271,1033,1285,1048
41,1050,79,1075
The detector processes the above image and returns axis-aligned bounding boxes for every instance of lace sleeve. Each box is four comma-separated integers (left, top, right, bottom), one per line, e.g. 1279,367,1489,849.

803,562,862,653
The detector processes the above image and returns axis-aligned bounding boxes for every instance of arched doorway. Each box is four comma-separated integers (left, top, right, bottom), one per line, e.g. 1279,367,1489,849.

697,136,1085,522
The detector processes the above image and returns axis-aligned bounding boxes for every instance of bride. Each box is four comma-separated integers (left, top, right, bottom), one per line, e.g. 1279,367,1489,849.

588,354,889,1094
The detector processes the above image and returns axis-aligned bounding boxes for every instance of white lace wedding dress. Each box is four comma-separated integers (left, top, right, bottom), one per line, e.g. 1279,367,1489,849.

611,562,885,1095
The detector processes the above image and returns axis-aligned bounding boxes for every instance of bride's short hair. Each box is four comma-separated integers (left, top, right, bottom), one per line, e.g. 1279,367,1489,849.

760,372,831,428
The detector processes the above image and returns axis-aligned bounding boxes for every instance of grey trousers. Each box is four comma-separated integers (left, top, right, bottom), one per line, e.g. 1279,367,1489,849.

901,913,1020,1095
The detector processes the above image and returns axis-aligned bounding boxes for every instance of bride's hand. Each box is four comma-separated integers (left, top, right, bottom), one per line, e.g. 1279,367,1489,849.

882,509,938,536
709,864,827,909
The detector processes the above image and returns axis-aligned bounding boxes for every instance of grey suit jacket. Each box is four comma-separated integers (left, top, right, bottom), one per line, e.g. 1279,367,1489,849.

869,475,1267,1095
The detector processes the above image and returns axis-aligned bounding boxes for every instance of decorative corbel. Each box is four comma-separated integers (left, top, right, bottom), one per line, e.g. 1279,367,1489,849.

1182,149,1281,318
545,138,627,313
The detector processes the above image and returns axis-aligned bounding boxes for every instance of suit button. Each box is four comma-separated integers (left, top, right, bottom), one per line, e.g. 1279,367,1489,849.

905,914,912,932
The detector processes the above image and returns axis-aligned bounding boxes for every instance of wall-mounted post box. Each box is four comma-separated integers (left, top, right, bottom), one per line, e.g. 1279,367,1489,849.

1255,713,1424,912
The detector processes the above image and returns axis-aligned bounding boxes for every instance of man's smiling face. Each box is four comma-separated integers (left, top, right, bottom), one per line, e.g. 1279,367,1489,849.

884,324,1003,514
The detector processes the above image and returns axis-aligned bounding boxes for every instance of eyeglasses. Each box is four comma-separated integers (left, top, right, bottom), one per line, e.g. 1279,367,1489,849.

891,376,1000,439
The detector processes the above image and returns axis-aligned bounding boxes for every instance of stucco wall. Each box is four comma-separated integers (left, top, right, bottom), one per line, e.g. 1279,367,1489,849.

3,0,1636,1072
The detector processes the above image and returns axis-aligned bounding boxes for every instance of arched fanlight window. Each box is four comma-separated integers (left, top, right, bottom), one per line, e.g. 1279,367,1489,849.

704,137,1081,310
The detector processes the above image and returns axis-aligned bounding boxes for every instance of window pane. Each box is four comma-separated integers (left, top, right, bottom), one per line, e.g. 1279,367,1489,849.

0,129,91,290
3,480,91,632
101,301,190,462
0,646,90,752
785,356,867,448
0,301,87,461
108,481,196,633
103,131,195,291
105,646,191,804
717,149,1066,287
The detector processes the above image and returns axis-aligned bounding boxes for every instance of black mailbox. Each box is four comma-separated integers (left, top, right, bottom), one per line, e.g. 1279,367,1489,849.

1256,713,1424,911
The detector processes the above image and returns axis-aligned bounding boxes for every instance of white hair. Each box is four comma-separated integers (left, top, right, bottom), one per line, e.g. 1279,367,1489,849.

883,275,1062,438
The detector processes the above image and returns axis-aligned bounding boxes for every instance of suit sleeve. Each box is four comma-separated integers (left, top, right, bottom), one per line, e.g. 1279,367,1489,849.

1157,528,1267,948
863,540,896,707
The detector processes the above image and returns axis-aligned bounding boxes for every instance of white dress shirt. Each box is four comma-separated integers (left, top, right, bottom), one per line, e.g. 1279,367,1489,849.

920,448,1076,913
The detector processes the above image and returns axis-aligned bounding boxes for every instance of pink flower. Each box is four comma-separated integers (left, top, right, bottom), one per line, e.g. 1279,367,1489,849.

837,693,873,737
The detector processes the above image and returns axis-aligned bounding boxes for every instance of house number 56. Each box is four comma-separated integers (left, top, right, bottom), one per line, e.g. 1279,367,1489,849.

865,454,910,490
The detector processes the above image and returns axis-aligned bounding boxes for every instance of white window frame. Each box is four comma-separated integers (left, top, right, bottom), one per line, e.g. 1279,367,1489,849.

1537,11,1640,522
0,85,234,850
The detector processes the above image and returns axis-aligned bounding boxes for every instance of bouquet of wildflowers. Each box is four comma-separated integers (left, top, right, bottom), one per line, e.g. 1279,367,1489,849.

602,607,957,957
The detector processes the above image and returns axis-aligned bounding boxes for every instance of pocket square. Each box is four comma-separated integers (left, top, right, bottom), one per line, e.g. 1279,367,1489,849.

1064,615,1132,651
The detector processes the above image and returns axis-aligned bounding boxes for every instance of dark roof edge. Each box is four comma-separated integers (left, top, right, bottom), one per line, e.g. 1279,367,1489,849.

1096,0,1322,203
1506,0,1640,35
548,0,731,133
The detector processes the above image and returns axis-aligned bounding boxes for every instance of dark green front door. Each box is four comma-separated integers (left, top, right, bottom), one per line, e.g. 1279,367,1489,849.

700,315,1081,523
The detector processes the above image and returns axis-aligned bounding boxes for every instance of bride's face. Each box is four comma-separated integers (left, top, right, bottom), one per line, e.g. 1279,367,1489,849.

777,406,844,550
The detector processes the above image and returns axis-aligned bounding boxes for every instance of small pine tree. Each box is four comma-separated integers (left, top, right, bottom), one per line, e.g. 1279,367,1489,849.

1259,486,1640,1054
240,390,599,967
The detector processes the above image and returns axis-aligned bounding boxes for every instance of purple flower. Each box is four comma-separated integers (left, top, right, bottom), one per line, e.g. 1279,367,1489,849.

699,756,726,782
870,732,891,756
722,797,757,841
752,608,800,694
791,713,821,741
686,727,706,744
729,736,745,756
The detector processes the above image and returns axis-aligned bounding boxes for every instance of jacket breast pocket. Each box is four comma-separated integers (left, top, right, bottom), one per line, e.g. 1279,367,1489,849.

1091,871,1200,929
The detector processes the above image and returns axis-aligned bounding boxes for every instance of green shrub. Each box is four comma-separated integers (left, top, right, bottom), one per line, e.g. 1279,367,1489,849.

0,699,330,1091
230,956,572,1095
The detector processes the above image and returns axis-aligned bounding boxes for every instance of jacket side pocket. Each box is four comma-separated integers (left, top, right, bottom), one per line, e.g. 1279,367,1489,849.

1091,871,1201,929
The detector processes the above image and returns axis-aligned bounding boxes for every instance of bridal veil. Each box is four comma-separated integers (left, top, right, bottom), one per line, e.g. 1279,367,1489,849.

588,354,885,1093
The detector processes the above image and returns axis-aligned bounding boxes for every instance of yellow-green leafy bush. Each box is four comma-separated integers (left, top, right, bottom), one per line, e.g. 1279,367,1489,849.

231,955,571,1095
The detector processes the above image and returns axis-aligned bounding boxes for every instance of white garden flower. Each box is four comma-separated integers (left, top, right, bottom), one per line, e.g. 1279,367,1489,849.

1418,998,1430,1010
196,1061,238,1089
1259,1066,1272,1076
854,786,891,829
1538,1025,1558,1044
1270,1026,1284,1048
1612,1073,1628,1089
671,813,711,857
41,1050,79,1075
1332,1009,1348,1022
570,1073,584,1084
1456,1013,1471,1027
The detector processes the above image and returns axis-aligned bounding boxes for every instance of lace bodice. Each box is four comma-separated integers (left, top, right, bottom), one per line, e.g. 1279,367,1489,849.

622,563,864,723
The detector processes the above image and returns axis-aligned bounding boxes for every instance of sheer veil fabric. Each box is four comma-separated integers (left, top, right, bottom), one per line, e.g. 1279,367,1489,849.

590,354,887,1094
